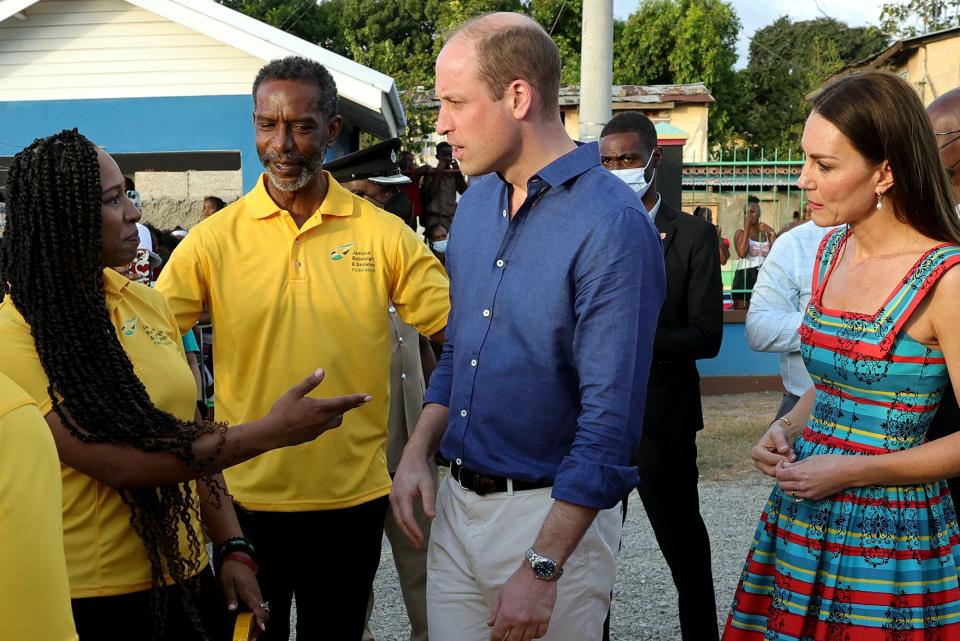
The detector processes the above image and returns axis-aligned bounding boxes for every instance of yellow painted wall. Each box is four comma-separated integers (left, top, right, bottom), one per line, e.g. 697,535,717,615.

889,37,960,105
561,102,710,162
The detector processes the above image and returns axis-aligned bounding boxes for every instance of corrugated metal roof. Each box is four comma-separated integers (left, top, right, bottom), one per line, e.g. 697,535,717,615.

408,83,715,109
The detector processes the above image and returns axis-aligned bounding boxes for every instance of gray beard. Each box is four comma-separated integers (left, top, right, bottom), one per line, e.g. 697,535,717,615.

265,164,318,192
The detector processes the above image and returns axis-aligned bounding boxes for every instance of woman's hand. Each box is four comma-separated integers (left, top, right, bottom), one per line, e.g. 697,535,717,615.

753,421,798,477
775,454,858,500
262,369,372,448
219,560,268,638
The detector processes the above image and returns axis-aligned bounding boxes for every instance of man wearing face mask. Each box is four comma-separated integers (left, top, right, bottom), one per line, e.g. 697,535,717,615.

599,111,723,641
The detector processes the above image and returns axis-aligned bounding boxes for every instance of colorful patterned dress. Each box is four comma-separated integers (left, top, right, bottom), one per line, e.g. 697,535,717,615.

724,226,960,640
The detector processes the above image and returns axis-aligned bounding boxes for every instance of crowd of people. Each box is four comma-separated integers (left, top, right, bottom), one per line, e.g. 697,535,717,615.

6,8,960,641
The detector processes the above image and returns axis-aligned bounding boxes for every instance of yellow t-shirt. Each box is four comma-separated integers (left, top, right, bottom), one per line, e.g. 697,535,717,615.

0,269,207,598
156,173,449,510
0,373,78,641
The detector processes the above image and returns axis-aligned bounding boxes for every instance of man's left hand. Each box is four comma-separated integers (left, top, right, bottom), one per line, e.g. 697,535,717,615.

487,565,557,641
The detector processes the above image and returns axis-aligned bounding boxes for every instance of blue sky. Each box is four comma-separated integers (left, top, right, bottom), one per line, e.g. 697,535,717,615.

612,0,887,67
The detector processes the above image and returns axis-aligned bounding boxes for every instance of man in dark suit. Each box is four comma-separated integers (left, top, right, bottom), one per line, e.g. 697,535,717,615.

600,111,723,641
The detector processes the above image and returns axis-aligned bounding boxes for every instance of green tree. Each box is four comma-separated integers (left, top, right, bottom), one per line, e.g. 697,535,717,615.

613,0,741,146
735,17,888,154
879,0,960,38
219,0,584,142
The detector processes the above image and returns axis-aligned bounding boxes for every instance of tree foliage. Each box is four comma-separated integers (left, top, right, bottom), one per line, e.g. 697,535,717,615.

612,0,740,145
219,0,583,143
879,0,960,38
733,17,888,154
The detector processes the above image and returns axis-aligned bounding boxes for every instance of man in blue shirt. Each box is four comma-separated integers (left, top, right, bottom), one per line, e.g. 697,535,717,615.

390,12,665,641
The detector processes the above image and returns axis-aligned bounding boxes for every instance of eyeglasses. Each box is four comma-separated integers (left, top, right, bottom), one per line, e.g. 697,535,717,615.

935,129,960,177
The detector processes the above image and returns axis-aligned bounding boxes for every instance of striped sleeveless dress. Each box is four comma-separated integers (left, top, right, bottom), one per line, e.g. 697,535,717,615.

724,226,960,640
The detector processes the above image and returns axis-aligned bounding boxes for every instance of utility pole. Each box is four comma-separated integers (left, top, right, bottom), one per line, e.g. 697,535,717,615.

578,0,613,142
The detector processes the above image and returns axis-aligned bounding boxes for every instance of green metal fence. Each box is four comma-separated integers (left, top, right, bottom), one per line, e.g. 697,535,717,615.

681,148,805,296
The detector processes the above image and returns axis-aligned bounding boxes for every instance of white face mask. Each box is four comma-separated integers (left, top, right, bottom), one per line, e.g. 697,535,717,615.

609,153,655,198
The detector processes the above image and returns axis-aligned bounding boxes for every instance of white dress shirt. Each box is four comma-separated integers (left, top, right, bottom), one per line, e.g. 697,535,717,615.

745,222,837,397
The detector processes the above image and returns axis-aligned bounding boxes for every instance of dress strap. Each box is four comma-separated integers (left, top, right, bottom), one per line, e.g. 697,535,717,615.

810,226,848,299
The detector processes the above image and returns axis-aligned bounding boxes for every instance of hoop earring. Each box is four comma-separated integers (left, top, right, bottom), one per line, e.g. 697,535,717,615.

876,191,883,210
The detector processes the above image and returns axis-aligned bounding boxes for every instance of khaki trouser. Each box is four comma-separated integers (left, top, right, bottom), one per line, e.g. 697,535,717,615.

427,476,621,641
363,486,433,641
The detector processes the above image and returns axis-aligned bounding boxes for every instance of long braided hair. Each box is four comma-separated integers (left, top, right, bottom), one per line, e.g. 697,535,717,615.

0,129,221,639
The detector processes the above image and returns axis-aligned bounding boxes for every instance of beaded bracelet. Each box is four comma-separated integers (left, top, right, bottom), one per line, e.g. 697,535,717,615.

218,536,257,564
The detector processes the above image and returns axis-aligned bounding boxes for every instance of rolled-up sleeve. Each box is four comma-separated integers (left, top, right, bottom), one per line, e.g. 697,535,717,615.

552,208,665,509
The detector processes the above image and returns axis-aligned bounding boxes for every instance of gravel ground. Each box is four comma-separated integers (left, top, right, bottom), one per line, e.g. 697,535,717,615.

358,474,773,641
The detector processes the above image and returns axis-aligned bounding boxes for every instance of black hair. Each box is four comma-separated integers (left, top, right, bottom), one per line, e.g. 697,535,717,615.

0,129,223,640
252,56,338,121
204,196,226,211
436,142,452,153
600,111,658,154
747,195,760,205
424,222,448,241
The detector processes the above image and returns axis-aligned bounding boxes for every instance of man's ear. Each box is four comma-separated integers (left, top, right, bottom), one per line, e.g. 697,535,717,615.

651,146,663,169
508,79,534,121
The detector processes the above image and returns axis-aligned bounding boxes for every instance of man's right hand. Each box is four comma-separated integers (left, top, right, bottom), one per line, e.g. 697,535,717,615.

390,448,437,548
263,368,371,448
753,421,797,477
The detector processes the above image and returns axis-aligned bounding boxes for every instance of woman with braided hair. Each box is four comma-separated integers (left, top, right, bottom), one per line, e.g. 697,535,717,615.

0,129,372,640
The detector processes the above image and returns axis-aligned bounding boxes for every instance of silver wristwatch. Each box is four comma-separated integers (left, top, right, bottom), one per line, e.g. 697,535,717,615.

524,547,564,581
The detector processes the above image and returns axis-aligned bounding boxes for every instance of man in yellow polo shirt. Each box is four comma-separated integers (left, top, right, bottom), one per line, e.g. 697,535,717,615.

156,56,449,641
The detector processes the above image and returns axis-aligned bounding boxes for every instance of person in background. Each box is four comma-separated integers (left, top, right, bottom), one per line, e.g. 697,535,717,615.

326,138,444,641
745,219,834,418
694,206,729,265
420,141,466,230
732,195,776,308
0,372,78,641
202,196,226,220
600,111,722,641
399,151,426,225
157,56,449,641
424,222,449,268
326,138,417,231
390,14,664,641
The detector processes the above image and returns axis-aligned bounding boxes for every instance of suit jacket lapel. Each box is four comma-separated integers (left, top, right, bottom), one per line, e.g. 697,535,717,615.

655,203,677,255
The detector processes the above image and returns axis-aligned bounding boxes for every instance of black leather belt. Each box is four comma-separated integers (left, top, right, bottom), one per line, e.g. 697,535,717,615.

449,461,551,496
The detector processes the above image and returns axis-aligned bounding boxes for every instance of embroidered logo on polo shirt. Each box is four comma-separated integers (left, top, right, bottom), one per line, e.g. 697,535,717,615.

121,316,138,336
330,242,355,261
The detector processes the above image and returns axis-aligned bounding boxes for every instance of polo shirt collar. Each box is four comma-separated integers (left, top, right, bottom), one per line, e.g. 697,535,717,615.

247,172,356,221
102,267,130,295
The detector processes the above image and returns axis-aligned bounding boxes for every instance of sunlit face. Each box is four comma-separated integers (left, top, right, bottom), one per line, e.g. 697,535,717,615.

599,132,649,170
97,148,142,268
254,79,342,193
435,38,516,176
797,111,886,227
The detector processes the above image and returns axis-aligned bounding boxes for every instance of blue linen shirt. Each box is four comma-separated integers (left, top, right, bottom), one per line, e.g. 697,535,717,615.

424,142,666,509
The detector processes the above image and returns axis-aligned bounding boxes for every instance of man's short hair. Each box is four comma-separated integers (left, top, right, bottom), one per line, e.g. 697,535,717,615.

600,111,658,153
436,142,452,153
452,15,560,120
252,56,338,121
747,195,760,205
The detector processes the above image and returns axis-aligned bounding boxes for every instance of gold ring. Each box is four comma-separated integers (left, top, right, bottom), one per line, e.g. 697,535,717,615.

791,491,802,502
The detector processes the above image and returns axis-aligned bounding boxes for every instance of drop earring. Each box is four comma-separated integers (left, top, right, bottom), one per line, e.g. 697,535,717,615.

876,191,883,210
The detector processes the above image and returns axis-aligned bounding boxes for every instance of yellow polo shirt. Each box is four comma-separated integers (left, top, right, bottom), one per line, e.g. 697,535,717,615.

0,269,206,597
156,173,449,511
0,373,78,641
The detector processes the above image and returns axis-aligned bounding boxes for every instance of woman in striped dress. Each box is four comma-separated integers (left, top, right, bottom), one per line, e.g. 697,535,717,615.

724,72,960,640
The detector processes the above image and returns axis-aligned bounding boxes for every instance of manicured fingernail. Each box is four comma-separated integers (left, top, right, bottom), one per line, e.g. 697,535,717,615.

314,368,324,377
261,622,267,631
363,395,373,402
227,602,237,612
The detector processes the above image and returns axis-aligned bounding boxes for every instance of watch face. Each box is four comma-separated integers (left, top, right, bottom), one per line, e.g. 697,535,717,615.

533,559,557,579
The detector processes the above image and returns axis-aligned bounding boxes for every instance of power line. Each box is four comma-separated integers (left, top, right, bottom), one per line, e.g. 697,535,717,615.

279,0,315,31
549,0,568,36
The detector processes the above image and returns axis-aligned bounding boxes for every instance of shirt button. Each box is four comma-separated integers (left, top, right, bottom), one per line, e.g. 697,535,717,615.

398,336,404,344
388,306,396,313
295,238,301,244
482,309,491,317
501,209,507,217
496,259,504,268
294,260,302,268
460,409,468,417
470,359,478,367
401,373,407,379
455,458,462,465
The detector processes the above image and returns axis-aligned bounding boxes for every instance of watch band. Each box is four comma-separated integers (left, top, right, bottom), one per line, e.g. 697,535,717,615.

525,546,564,581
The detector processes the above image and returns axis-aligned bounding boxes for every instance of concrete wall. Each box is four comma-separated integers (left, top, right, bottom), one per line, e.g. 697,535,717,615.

137,169,242,229
901,38,960,104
